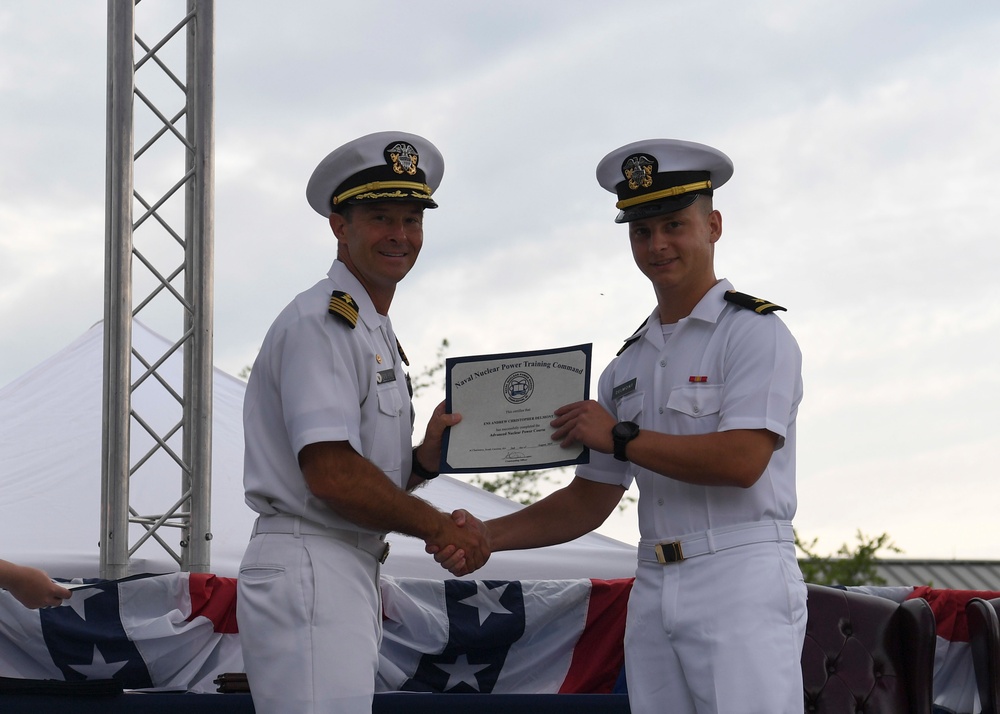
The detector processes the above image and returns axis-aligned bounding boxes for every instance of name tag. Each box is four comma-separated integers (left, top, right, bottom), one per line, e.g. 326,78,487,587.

612,378,637,400
376,369,396,384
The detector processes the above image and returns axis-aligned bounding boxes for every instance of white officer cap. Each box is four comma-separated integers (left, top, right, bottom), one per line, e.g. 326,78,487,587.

306,131,444,217
596,139,734,223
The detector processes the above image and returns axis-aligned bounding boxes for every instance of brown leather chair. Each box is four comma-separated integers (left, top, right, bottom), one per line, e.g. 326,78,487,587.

801,583,936,714
966,596,1000,714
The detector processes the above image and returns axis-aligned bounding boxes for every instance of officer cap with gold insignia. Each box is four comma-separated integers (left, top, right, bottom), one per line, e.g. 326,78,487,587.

596,139,734,223
306,131,444,217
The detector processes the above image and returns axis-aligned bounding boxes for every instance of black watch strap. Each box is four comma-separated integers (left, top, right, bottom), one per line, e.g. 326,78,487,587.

411,447,440,480
612,421,640,462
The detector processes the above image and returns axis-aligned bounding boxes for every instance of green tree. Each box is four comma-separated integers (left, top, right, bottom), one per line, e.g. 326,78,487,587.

409,339,449,396
468,468,561,506
795,529,902,586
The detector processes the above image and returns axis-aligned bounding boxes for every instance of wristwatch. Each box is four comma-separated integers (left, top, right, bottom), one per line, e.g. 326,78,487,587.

611,421,640,462
411,447,440,480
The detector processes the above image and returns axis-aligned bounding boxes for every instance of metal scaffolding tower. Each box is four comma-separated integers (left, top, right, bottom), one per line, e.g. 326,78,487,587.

102,0,215,579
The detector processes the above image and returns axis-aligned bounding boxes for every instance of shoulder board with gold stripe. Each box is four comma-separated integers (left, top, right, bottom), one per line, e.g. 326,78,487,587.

724,290,786,315
396,339,409,366
616,319,648,356
328,291,360,328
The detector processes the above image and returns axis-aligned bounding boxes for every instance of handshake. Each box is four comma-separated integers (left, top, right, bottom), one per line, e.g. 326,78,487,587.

425,509,491,577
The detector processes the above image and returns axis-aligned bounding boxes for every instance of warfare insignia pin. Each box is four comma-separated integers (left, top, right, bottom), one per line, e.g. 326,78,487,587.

385,142,419,176
622,154,655,190
328,291,360,328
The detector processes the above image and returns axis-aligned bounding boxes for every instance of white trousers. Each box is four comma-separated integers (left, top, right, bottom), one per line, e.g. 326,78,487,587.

624,540,807,714
237,530,382,714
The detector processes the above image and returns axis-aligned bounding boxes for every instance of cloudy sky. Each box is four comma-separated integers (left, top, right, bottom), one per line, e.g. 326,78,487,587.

2,0,998,560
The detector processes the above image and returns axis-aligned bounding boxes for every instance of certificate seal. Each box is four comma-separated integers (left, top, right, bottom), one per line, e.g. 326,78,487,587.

503,371,534,404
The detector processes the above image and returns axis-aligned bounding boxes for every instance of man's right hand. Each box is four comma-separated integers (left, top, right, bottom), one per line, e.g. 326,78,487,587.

426,509,491,577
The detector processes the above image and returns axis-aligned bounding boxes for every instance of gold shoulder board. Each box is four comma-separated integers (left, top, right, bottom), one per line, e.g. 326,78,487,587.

328,291,360,328
724,290,786,315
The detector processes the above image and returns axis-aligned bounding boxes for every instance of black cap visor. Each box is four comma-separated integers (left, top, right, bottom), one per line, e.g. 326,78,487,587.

615,192,704,223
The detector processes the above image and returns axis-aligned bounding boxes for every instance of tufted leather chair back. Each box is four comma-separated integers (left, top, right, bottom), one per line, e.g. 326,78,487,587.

801,584,936,714
966,596,1000,714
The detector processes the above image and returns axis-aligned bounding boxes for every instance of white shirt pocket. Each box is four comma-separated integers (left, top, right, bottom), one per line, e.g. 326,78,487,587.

665,384,723,418
371,383,404,475
615,392,644,423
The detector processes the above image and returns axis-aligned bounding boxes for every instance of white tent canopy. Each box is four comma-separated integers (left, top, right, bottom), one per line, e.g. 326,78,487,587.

0,321,637,581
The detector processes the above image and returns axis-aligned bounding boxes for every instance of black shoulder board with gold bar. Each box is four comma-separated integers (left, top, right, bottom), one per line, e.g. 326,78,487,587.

328,291,360,328
396,339,409,366
724,290,786,315
616,318,648,356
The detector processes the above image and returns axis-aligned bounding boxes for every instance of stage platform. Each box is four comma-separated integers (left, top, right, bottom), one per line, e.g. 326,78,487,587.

0,692,632,713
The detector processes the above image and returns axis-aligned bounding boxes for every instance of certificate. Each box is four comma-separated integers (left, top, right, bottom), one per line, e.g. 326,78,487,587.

441,344,592,473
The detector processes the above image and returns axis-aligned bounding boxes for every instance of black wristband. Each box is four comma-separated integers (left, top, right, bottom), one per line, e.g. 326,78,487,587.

611,421,641,462
411,447,440,480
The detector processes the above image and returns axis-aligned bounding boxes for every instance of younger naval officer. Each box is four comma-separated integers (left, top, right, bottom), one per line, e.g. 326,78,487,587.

435,138,807,714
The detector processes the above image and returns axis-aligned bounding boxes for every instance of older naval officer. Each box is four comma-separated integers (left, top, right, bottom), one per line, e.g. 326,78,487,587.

237,131,489,714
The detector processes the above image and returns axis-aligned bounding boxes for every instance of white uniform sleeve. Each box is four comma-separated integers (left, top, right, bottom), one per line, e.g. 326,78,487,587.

277,310,364,457
717,314,802,449
576,361,635,489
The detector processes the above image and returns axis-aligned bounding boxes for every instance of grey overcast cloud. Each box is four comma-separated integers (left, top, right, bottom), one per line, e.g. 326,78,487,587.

1,0,998,558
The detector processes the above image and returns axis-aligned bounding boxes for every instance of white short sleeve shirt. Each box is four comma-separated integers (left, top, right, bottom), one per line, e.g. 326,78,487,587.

242,260,414,533
577,279,803,541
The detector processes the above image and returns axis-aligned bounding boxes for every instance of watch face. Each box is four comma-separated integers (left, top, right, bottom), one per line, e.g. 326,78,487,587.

613,421,639,440
612,421,639,461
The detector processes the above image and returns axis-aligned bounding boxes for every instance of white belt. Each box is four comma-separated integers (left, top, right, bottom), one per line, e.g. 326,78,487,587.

252,515,390,564
637,520,794,565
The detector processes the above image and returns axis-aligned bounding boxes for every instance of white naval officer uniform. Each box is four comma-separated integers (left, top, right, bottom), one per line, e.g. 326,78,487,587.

237,259,413,714
578,279,807,714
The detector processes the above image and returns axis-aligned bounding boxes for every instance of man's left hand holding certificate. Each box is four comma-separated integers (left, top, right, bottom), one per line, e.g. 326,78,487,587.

440,344,592,473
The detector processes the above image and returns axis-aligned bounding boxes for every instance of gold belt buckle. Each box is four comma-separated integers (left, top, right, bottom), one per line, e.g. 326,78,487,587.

654,541,684,564
378,541,391,565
